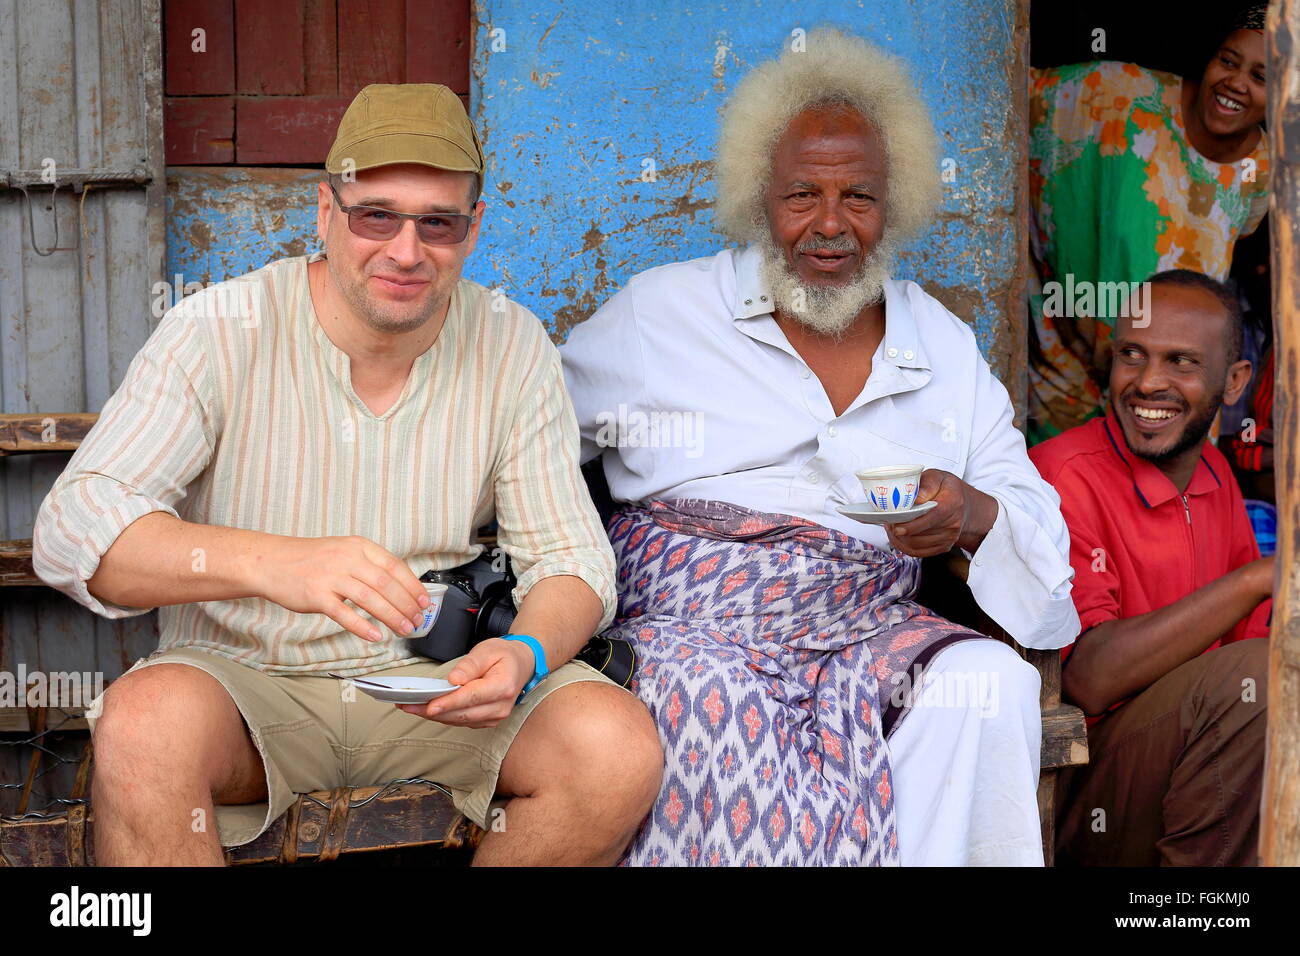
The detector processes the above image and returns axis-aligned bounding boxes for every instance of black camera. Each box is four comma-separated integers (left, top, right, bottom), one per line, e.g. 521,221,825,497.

412,551,635,689
413,551,518,662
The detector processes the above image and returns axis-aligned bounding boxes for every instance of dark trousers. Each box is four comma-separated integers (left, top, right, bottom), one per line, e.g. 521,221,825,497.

1055,639,1269,866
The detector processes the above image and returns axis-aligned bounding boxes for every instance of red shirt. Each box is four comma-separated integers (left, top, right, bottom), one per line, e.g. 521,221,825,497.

1030,411,1270,716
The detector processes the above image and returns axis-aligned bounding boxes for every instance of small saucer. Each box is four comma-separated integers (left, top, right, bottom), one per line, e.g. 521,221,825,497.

342,675,459,705
837,499,939,525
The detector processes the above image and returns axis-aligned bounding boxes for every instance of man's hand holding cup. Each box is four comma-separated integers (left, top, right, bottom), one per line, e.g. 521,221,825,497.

855,467,999,558
255,534,430,642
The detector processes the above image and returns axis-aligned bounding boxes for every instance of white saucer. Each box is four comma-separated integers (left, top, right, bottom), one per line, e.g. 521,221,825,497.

837,499,939,525
345,675,459,705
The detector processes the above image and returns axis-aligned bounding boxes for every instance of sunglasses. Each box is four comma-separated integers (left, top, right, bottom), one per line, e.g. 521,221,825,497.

329,182,475,245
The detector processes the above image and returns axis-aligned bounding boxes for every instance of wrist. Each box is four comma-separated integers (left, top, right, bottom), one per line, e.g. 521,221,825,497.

498,637,537,688
958,488,998,554
500,634,549,703
244,531,286,601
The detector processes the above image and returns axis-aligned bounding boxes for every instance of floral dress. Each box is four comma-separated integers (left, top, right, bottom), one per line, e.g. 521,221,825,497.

1027,61,1270,444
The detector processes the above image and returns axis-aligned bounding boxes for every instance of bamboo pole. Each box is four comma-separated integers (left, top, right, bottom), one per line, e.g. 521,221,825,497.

1263,0,1300,866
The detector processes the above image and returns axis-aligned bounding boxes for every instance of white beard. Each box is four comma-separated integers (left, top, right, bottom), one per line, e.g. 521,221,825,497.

757,232,895,338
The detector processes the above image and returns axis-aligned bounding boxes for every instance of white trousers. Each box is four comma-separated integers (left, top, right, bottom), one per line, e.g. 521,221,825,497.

888,639,1045,866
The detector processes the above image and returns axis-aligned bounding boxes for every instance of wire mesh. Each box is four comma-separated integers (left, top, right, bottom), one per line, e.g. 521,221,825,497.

0,709,90,821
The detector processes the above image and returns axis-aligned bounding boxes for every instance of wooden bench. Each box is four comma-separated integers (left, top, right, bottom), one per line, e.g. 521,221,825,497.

1,778,482,866
1,412,1088,865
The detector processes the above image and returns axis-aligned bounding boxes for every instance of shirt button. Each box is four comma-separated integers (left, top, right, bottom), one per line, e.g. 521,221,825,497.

801,368,811,379
744,299,752,305
828,426,838,437
808,474,820,484
887,347,898,358
760,295,768,302
904,350,914,360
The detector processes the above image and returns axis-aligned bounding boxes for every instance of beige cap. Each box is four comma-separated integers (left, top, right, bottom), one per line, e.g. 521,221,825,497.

325,84,484,176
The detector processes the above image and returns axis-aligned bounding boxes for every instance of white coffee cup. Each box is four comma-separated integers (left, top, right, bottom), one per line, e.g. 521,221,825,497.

404,582,448,639
855,464,924,512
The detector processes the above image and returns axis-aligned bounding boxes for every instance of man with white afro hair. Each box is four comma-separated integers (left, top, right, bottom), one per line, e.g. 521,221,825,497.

714,27,941,337
563,28,1079,867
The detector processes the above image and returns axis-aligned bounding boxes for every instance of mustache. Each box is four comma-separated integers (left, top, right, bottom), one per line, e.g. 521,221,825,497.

796,235,860,255
1123,388,1187,410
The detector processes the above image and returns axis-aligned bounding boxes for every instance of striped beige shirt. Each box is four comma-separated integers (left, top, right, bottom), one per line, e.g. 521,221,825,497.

33,252,617,675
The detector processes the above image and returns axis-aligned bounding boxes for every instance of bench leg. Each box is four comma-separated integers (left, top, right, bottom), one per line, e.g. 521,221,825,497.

1038,768,1056,866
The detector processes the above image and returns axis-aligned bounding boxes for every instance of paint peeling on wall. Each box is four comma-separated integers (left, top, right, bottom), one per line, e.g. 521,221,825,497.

165,167,323,284
471,0,1025,380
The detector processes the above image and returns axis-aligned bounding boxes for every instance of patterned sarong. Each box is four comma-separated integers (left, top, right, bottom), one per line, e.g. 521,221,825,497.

607,499,987,866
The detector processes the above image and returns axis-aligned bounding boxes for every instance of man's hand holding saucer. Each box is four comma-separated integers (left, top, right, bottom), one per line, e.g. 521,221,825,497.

398,637,536,728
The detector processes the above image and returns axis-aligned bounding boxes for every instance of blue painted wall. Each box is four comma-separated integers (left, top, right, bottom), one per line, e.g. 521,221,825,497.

471,0,1024,374
166,168,320,287
166,0,1025,379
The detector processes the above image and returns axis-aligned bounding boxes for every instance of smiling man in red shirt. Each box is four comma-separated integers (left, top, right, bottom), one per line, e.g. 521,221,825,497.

1030,269,1272,866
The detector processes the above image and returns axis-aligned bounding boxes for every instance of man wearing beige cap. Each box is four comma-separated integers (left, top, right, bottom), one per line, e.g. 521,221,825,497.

33,84,662,866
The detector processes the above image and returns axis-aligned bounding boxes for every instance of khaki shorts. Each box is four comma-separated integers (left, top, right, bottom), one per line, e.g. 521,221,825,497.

85,646,617,847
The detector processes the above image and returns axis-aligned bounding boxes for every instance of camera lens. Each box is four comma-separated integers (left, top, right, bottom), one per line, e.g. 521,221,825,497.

479,601,516,639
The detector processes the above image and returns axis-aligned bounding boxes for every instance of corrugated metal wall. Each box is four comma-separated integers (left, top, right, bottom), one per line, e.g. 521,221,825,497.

0,0,166,710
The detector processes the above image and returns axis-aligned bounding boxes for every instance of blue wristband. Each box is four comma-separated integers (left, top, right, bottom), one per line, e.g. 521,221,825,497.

501,634,548,704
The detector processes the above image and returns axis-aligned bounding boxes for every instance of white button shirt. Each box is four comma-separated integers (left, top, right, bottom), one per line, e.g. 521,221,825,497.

561,245,1078,650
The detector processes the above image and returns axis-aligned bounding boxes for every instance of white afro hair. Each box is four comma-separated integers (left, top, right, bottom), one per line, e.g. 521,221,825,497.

714,27,942,246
